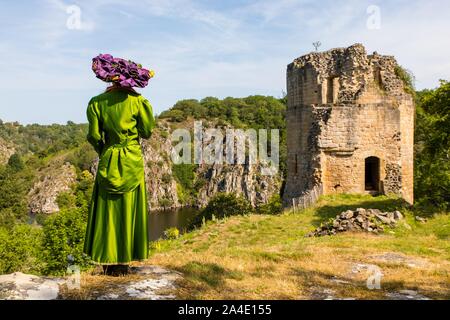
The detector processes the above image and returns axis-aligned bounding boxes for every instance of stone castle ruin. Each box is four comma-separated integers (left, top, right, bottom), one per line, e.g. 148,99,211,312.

283,44,414,208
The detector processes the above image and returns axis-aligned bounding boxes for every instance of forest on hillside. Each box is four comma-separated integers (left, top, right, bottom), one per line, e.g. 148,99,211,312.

0,81,448,275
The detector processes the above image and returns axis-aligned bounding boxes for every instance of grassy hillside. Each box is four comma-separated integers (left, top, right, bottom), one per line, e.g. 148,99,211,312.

65,194,450,300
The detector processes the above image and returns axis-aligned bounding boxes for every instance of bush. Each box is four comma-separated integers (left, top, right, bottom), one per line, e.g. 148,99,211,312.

56,170,94,211
0,208,17,229
395,66,416,95
176,184,189,206
56,191,77,210
256,194,283,215
172,164,196,191
158,197,174,210
64,143,98,172
164,227,180,239
189,193,253,229
173,163,197,205
41,207,91,275
0,165,36,223
7,153,24,172
0,224,44,274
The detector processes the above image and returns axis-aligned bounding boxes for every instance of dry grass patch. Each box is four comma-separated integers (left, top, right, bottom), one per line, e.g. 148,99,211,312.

146,194,450,299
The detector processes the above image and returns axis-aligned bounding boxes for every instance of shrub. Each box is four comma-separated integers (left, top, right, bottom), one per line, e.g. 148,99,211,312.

158,197,173,210
395,66,416,95
56,170,94,211
41,207,91,275
164,227,180,239
0,208,17,229
149,240,162,252
172,164,196,191
7,153,24,172
0,224,44,274
189,193,253,229
256,194,283,215
56,191,77,210
64,144,98,172
176,184,189,206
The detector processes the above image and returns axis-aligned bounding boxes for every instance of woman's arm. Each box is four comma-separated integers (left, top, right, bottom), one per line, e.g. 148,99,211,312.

86,99,104,154
137,97,156,139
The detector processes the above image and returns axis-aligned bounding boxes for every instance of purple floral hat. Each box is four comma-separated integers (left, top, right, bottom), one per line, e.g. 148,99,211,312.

92,54,155,88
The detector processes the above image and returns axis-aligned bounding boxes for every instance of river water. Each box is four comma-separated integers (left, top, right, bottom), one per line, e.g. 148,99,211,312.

148,207,199,241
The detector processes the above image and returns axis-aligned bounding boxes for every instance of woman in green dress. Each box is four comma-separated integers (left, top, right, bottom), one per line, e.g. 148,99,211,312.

84,54,156,275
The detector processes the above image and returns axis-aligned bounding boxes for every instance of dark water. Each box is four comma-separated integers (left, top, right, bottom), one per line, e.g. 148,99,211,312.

148,207,199,241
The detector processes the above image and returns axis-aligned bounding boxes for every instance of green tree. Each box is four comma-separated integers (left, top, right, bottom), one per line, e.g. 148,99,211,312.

415,80,450,209
189,193,254,229
7,153,24,172
0,164,35,223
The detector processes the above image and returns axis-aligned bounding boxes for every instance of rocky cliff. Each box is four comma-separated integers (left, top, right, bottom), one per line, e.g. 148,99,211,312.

28,158,77,214
0,138,15,165
142,119,282,211
26,118,282,214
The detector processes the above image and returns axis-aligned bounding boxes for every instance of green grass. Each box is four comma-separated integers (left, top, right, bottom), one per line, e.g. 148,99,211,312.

70,193,449,300
145,194,449,299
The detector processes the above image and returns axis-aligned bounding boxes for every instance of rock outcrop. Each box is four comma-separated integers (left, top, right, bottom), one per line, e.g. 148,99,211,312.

0,272,63,300
0,266,181,300
142,120,282,211
306,208,404,237
195,162,280,207
0,138,15,165
141,121,180,210
28,161,77,214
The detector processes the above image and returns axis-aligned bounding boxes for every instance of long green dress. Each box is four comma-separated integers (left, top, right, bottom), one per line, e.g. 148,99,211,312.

83,87,155,264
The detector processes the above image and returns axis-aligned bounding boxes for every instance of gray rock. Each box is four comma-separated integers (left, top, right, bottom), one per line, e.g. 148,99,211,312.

0,138,15,166
393,210,403,220
369,252,430,268
415,216,427,223
28,162,78,214
307,208,406,237
386,290,431,300
341,210,354,219
375,214,393,224
0,272,64,300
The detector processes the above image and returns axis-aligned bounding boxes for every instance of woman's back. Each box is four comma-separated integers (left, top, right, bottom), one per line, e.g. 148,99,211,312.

86,87,155,194
87,88,155,154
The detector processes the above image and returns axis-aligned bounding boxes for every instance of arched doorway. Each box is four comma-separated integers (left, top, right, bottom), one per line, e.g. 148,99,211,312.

365,156,380,191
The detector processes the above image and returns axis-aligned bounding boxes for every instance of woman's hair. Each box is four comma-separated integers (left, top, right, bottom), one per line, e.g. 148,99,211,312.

105,83,138,94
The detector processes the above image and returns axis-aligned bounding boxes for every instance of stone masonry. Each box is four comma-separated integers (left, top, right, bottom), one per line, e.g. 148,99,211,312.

283,44,414,208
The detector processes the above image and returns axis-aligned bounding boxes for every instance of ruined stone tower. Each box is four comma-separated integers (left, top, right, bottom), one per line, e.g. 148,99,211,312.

283,44,414,208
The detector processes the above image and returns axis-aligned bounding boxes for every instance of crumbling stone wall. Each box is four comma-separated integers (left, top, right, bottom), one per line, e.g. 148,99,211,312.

283,44,414,208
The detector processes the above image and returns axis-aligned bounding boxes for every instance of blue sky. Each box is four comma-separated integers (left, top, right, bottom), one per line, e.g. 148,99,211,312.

0,0,449,124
